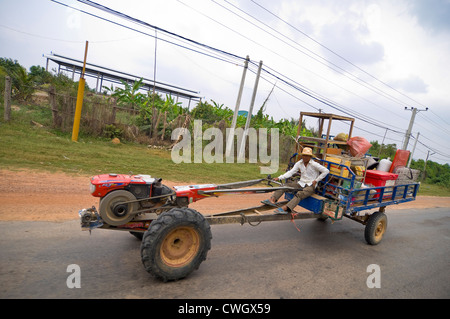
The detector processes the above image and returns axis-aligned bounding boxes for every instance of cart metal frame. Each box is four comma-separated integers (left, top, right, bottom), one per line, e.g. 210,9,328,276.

78,112,421,281
80,158,419,232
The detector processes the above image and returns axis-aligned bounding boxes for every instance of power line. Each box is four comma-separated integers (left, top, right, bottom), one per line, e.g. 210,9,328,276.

0,23,84,43
52,0,447,163
212,0,449,161
416,134,450,155
67,0,411,135
76,0,247,64
206,0,420,134
50,0,246,67
415,138,450,158
178,0,410,135
418,112,450,136
257,63,407,134
214,0,411,120
250,0,429,110
430,109,450,126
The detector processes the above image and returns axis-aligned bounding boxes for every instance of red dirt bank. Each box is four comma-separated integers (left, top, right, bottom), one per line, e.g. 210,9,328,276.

1,170,449,222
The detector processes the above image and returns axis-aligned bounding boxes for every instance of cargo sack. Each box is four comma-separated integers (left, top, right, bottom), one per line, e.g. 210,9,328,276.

347,136,372,158
393,166,421,185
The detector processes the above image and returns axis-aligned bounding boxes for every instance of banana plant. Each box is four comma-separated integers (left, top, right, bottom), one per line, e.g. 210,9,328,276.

103,78,146,109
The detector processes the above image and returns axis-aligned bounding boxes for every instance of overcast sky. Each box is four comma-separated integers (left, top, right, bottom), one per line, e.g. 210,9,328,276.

1,0,449,164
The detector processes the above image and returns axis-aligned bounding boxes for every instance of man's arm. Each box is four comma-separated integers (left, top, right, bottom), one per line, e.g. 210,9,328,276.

277,161,301,181
313,161,330,182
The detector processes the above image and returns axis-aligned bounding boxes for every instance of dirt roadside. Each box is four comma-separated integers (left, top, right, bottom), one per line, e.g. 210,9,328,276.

1,169,449,222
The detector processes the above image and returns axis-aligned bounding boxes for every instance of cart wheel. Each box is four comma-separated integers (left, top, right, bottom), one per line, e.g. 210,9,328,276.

364,212,387,245
141,207,212,281
99,190,138,226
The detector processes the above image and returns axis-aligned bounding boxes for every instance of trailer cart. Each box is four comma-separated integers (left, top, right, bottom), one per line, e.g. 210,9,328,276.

79,159,419,281
78,112,420,281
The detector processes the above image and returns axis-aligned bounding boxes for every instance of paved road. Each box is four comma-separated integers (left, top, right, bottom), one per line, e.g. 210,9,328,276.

0,208,449,299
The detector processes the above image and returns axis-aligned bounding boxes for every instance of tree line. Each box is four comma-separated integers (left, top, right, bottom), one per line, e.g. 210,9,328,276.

369,140,449,187
1,57,449,187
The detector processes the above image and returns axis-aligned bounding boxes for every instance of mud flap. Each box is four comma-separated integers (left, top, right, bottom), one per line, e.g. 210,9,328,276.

79,206,104,231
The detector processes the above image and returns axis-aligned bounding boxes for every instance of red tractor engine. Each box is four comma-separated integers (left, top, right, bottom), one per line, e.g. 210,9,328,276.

86,173,267,228
90,174,175,226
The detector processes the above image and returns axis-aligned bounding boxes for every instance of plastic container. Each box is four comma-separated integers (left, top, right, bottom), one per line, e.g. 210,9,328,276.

326,156,351,177
364,170,398,199
389,150,410,173
377,158,392,172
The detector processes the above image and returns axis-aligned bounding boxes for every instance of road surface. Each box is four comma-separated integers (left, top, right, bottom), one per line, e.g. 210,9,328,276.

1,207,448,299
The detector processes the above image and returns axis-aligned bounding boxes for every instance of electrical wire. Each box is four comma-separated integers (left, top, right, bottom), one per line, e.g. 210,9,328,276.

76,0,247,64
59,0,419,136
214,0,411,120
51,0,447,162
214,0,448,160
250,0,430,110
50,0,245,67
192,0,417,134
257,63,407,134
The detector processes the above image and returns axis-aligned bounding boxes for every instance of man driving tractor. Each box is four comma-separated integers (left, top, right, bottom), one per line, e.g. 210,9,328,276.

262,147,329,214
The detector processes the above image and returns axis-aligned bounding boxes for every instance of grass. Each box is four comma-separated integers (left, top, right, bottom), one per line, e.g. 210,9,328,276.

1,103,449,196
0,103,280,184
414,183,449,197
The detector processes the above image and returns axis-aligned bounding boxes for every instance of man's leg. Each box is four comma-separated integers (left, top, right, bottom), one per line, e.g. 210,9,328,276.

270,181,301,203
286,185,315,211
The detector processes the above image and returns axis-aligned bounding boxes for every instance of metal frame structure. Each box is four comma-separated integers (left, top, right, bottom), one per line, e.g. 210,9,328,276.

296,112,355,159
43,52,201,108
80,162,419,231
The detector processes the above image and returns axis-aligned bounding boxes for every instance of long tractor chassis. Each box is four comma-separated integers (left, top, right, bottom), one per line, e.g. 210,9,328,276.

79,166,419,282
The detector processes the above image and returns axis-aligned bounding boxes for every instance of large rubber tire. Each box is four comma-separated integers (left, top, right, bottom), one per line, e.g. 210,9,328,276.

364,212,387,245
99,190,138,226
141,207,212,281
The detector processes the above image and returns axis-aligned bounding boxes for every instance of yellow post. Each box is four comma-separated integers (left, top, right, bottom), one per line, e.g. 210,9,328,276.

72,41,89,142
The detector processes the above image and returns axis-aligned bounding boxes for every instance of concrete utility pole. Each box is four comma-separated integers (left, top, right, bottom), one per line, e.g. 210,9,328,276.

422,150,435,181
226,56,249,158
402,106,427,150
407,132,419,168
238,60,263,160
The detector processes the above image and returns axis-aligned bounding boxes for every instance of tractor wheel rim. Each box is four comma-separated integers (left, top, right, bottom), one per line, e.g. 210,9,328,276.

374,219,386,241
160,227,200,268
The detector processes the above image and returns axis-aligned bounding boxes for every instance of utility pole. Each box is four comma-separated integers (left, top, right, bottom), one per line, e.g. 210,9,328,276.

402,106,428,150
422,150,435,181
238,60,263,160
407,132,419,168
226,56,249,158
378,128,388,158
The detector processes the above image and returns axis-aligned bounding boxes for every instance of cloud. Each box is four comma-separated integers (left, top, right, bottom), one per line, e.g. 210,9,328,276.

319,22,384,66
270,0,385,68
408,0,450,34
389,75,429,94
